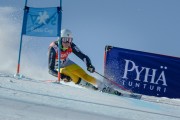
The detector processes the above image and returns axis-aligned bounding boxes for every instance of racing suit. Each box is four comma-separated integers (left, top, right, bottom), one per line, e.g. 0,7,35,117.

48,41,97,85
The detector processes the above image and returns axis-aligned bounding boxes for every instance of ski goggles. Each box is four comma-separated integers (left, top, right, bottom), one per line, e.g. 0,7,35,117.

61,37,73,43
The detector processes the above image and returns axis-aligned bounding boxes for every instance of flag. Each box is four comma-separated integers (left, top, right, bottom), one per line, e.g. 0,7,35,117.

22,7,61,37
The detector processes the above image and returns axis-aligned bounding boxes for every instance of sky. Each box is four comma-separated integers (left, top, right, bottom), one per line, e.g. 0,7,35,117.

0,0,180,80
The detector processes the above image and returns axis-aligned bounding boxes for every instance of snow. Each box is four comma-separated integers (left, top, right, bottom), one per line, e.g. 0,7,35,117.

0,72,180,120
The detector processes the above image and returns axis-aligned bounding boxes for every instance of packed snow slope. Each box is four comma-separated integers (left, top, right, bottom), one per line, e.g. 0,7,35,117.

0,72,180,120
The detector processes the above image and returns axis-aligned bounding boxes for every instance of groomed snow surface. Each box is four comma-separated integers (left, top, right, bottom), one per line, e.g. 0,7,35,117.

0,72,180,120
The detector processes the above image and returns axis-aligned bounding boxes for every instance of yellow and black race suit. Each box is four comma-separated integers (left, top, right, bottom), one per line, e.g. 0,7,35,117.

48,41,96,85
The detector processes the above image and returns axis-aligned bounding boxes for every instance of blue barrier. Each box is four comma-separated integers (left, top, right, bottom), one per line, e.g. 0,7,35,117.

104,46,180,98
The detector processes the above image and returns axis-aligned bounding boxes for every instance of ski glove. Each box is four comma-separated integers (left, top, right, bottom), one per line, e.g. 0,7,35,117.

87,64,95,73
61,74,71,82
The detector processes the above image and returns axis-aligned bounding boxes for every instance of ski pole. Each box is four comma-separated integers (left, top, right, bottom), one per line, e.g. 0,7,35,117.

94,71,132,93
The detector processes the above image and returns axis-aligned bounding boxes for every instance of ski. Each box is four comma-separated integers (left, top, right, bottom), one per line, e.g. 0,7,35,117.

42,79,142,99
121,92,142,99
101,87,142,99
12,74,142,99
106,90,142,99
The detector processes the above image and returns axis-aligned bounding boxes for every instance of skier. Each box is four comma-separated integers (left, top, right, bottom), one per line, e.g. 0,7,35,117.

48,29,121,95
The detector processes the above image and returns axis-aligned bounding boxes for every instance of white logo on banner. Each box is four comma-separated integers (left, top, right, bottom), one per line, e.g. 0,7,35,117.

121,59,167,93
29,10,57,35
37,11,49,25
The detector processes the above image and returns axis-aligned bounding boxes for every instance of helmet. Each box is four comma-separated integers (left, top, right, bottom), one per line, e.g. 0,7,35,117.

60,29,73,50
60,29,73,43
61,29,73,38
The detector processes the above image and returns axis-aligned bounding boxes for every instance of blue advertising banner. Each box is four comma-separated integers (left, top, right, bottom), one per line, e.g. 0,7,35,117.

104,46,180,98
22,7,61,37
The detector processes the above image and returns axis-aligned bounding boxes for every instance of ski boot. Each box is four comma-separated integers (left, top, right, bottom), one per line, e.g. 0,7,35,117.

96,80,122,96
101,86,122,96
76,79,98,90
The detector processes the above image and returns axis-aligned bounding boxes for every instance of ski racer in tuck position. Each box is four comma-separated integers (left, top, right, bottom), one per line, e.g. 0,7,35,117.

48,29,121,95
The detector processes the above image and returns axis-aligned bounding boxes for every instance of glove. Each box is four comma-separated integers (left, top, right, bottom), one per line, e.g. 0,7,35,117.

61,74,71,82
87,64,95,73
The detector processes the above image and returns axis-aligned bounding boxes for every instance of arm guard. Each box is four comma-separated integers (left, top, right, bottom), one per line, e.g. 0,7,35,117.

71,42,92,67
48,46,58,77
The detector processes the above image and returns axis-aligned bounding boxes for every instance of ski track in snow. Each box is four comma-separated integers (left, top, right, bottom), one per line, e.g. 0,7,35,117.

0,72,180,120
